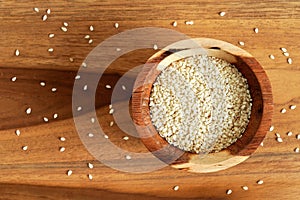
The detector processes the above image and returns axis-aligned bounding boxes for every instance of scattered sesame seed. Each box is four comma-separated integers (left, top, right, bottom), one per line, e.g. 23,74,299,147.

51,87,57,92
22,146,28,151
63,22,68,27
226,189,232,195
11,76,17,82
280,47,287,53
219,11,226,17
15,49,20,56
88,163,94,169
287,58,292,64
88,39,93,44
77,106,82,111
88,174,93,180
48,48,54,52
294,147,300,153
33,7,39,13
46,9,51,15
123,136,129,141
238,41,245,46
59,147,65,152
105,84,112,89
269,54,275,60
75,75,80,80
254,28,259,33
283,52,290,57
185,20,194,25
257,180,264,185
26,107,32,115
276,137,283,143
275,133,281,138
289,105,296,110
53,113,58,119
88,133,94,137
83,85,88,91
81,62,87,68
287,131,293,136
109,104,113,109
42,15,48,21
172,21,178,27
43,117,49,122
69,57,74,62
242,186,249,191
84,35,90,39
114,22,119,29
121,85,126,90
60,137,66,141
125,155,131,160
109,108,114,114
91,118,95,123
40,81,46,87
153,44,158,50
48,33,55,38
67,170,72,176
296,134,300,140
109,121,114,126
269,125,274,132
280,108,287,113
15,129,21,136
89,25,94,31
116,48,121,52
61,26,68,32
104,135,109,139
173,185,179,191
260,142,264,147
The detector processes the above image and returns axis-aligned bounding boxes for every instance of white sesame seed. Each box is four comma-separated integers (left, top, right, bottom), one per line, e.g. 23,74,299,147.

59,147,65,152
269,54,275,60
63,22,68,27
242,186,249,191
15,129,21,136
40,81,46,87
60,137,66,142
42,15,48,21
280,108,287,113
91,118,95,123
77,106,82,111
33,7,39,13
88,174,93,180
88,39,93,44
104,135,109,139
61,26,68,32
105,84,112,89
219,11,226,17
67,170,72,176
289,105,296,110
287,131,293,136
22,146,28,151
238,41,245,46
125,155,131,160
48,33,55,38
260,142,264,147
15,49,20,56
153,44,158,50
287,58,293,64
26,107,32,114
81,62,87,68
48,48,54,52
121,85,126,90
75,75,80,80
89,25,94,31
254,28,259,33
116,48,121,52
283,52,290,57
84,35,90,39
83,85,88,91
109,121,114,126
88,163,94,169
51,87,57,92
294,147,299,153
296,134,300,140
46,9,51,15
280,47,287,53
172,21,178,27
53,113,58,119
43,117,49,122
123,136,129,141
109,104,113,109
88,133,94,137
276,137,283,143
185,20,194,25
114,22,119,29
226,189,232,195
11,76,17,82
109,108,114,114
69,57,74,62
275,133,281,138
173,185,179,191
257,180,264,185
269,125,274,132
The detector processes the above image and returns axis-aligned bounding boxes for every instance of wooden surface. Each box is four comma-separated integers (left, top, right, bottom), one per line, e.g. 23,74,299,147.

0,0,300,199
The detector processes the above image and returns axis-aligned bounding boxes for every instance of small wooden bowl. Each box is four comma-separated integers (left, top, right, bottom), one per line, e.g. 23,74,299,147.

132,38,273,173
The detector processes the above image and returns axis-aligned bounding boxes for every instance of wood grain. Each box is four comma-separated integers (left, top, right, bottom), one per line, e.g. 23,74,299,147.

0,0,300,199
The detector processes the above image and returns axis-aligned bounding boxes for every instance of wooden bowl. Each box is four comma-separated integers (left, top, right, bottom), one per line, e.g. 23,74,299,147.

132,38,273,173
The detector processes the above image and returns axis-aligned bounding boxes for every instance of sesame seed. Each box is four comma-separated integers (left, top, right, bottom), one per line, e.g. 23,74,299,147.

287,58,292,64
283,52,290,57
269,125,274,132
33,7,39,13
121,85,126,90
48,33,55,38
116,48,121,51
257,180,264,185
109,121,114,126
173,185,179,191
88,163,94,169
280,108,287,113
43,117,49,122
109,108,114,114
260,142,264,146
275,133,281,138
88,39,93,44
67,170,72,176
125,155,131,160
84,35,90,39
11,76,17,82
51,87,57,92
123,136,129,141
280,47,287,53
114,22,119,29
48,48,54,52
242,186,249,191
238,41,245,46
276,137,283,143
226,189,232,195
42,15,48,21
61,26,68,32
83,85,88,91
15,129,21,136
297,134,300,140
22,146,28,151
294,147,300,153
105,84,112,89
172,21,178,27
15,49,20,56
53,113,58,119
59,147,65,152
75,75,80,80
88,133,94,137
287,131,293,136
60,137,66,142
69,57,74,62
109,104,113,109
185,20,194,25
269,54,275,60
91,118,95,123
46,9,51,15
81,63,87,68
77,106,82,111
88,174,93,180
290,105,296,110
104,135,109,139
26,107,32,114
63,22,68,27
40,81,46,87
89,25,94,31
254,28,259,33
219,11,226,16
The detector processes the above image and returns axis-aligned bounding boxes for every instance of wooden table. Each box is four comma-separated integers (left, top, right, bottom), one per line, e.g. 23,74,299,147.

0,0,299,199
